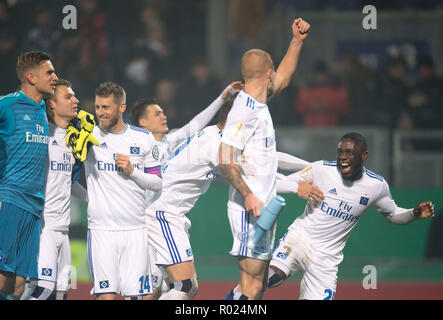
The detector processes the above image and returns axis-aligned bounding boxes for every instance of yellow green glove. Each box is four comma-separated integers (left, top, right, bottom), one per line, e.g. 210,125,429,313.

65,110,99,162
77,132,99,162
74,110,99,154
66,124,80,155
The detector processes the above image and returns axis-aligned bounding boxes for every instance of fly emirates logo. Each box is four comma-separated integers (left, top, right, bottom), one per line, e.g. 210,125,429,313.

97,154,141,172
319,200,358,223
25,124,49,144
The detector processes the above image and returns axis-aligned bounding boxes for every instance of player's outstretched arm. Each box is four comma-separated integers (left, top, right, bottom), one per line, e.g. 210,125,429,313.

277,151,311,172
271,18,310,98
218,142,263,217
277,172,323,205
373,179,435,224
167,81,243,145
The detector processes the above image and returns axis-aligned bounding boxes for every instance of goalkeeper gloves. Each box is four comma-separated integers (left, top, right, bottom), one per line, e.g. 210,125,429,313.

65,110,99,162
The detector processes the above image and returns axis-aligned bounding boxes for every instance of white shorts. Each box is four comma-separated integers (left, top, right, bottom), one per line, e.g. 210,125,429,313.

37,228,71,292
148,244,168,291
227,205,276,261
146,210,194,266
87,228,152,297
270,228,338,300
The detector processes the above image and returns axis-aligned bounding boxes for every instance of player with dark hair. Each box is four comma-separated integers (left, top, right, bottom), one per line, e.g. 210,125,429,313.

129,81,243,164
129,81,243,299
0,51,58,300
146,100,236,299
267,132,435,300
21,79,88,300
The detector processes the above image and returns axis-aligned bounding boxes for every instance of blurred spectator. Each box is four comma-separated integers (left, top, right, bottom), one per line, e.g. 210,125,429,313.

403,55,443,129
156,0,206,76
268,82,299,126
368,56,410,128
176,57,221,122
154,79,179,129
131,5,175,80
20,5,61,53
123,55,155,108
338,53,374,126
76,0,110,83
295,61,349,127
227,0,265,73
0,1,19,94
54,0,110,103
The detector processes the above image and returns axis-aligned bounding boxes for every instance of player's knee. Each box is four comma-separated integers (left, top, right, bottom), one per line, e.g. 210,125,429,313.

268,266,288,289
168,278,198,299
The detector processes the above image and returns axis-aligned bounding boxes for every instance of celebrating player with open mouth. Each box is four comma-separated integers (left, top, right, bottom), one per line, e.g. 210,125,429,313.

267,132,435,300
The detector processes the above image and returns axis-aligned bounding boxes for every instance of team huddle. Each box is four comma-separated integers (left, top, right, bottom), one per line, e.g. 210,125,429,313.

0,18,435,301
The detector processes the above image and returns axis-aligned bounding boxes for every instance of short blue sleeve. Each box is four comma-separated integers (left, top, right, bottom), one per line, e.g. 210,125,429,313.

0,100,16,139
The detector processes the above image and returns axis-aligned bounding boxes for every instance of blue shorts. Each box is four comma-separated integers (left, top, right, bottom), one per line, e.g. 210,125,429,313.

0,201,40,278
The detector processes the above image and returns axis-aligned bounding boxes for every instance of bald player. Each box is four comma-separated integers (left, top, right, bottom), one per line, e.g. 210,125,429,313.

218,18,312,300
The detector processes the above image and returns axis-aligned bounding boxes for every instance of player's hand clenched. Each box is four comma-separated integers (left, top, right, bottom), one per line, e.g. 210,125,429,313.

413,201,435,219
115,153,134,175
292,18,310,41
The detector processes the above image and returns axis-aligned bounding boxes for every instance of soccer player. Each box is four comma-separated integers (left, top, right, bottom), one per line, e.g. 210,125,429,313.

129,81,243,166
218,18,311,300
0,51,58,300
21,79,87,300
84,82,162,300
146,100,235,300
129,81,243,299
267,132,435,300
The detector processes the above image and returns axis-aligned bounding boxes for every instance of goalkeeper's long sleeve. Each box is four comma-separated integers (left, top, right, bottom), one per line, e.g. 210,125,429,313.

71,181,88,202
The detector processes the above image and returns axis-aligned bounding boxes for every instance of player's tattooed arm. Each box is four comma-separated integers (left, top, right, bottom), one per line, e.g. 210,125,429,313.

218,143,250,197
218,143,263,217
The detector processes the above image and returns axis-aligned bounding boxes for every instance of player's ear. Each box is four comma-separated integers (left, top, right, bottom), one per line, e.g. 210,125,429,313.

362,151,368,161
120,103,126,113
138,117,147,128
25,70,37,85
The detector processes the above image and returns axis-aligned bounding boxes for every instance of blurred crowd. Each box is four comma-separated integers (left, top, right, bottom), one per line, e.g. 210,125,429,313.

0,0,442,133
271,54,443,133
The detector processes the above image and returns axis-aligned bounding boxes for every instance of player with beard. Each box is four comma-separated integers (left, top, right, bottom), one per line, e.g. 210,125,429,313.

84,82,162,300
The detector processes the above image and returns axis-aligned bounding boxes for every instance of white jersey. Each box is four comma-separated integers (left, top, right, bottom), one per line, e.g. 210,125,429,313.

143,134,181,207
286,160,398,266
143,94,226,208
221,90,277,210
41,122,75,231
85,124,161,230
149,125,222,216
